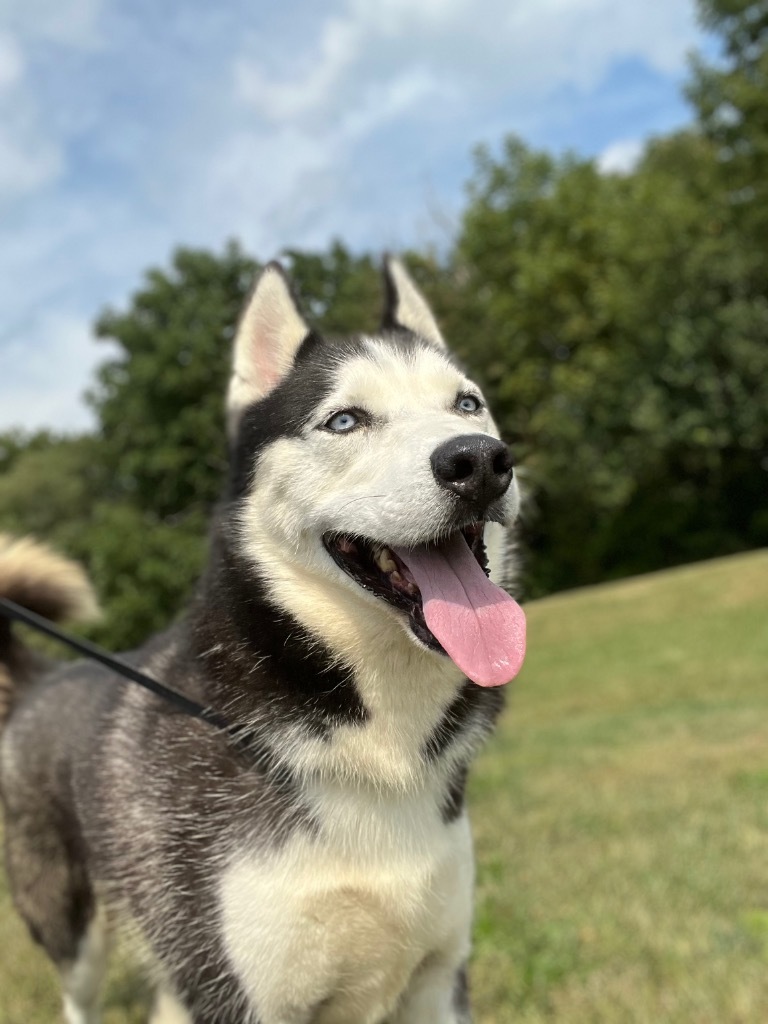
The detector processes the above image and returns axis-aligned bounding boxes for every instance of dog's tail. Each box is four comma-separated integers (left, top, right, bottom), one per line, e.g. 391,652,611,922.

0,534,99,725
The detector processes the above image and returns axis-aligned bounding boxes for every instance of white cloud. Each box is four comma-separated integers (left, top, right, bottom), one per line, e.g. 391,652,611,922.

0,121,62,196
0,33,55,198
0,31,23,91
0,0,106,204
233,0,697,132
3,0,103,49
0,0,705,432
598,137,645,174
218,0,699,255
0,19,70,204
346,0,470,32
0,311,115,432
235,17,360,122
180,59,447,255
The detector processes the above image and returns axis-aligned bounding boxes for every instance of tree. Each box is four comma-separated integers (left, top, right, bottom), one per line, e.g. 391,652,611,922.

284,241,381,335
688,0,768,234
90,243,259,520
455,132,768,593
0,434,105,543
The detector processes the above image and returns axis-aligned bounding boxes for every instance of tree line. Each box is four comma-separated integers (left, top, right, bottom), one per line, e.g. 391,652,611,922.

1,0,766,650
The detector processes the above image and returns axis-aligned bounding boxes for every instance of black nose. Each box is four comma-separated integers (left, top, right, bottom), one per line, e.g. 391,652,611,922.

430,434,514,508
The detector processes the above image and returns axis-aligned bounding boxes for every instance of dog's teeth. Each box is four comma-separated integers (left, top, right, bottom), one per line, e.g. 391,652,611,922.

375,547,397,573
390,570,418,596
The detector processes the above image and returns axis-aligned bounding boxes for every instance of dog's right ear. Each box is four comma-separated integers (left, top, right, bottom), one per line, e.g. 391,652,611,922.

226,262,311,436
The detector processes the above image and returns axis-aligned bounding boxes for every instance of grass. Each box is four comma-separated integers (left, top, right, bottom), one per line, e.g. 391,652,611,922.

470,549,768,1022
2,550,768,1022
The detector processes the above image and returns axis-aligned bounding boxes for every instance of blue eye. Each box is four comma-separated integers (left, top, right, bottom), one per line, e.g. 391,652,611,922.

457,394,481,414
325,410,359,433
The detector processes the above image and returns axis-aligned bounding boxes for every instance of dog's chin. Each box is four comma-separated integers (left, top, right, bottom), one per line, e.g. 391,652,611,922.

322,523,490,655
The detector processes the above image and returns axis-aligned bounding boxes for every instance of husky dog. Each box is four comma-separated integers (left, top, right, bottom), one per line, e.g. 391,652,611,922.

0,259,526,1024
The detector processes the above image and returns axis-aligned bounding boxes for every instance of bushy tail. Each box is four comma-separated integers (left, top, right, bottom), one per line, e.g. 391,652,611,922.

0,534,99,724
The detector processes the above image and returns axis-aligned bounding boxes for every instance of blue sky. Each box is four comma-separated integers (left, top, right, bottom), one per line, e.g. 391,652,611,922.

0,0,709,432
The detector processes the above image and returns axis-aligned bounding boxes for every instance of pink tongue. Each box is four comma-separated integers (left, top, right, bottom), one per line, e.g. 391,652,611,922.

393,534,526,687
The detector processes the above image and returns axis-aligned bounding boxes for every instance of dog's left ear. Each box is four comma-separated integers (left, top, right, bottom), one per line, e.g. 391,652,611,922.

381,256,446,349
226,262,311,436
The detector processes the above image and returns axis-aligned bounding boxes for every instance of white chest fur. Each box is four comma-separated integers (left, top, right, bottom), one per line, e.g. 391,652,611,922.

219,783,474,1024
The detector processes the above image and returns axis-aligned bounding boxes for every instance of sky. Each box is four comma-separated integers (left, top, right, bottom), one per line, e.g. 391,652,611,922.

0,0,710,433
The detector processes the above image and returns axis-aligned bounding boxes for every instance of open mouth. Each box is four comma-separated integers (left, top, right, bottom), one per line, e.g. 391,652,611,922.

323,523,526,687
323,523,487,654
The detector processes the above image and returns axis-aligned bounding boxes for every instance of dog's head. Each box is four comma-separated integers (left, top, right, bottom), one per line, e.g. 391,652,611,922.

225,259,526,687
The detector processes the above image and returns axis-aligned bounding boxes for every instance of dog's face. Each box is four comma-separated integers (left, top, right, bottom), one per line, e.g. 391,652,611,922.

226,259,526,687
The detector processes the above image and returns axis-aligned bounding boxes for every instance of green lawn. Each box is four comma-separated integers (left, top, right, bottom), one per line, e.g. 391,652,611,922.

471,549,768,1022
2,550,768,1022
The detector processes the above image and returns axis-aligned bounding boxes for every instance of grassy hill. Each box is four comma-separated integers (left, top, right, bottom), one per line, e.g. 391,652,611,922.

471,549,768,1022
2,550,768,1022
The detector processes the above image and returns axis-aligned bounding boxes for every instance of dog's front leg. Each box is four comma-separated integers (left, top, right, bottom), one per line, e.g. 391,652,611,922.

389,960,471,1024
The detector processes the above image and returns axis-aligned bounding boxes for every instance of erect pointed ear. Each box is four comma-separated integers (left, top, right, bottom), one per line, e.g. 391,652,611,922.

381,256,446,349
226,262,311,436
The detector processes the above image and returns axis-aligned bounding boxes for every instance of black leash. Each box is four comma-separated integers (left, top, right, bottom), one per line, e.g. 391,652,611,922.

0,596,237,738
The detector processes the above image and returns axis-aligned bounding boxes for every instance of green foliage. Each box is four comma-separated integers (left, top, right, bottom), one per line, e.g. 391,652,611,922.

0,433,206,648
0,430,59,475
454,129,768,594
688,0,768,234
75,502,207,650
90,242,259,519
284,240,381,335
0,435,105,541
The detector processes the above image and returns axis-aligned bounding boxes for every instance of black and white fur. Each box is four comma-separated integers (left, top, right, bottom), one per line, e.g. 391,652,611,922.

0,259,520,1024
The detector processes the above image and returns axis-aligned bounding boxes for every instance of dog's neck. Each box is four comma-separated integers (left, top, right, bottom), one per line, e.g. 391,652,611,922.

184,522,503,792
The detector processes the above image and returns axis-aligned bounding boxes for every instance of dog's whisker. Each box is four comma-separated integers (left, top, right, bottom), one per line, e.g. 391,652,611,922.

333,494,386,516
